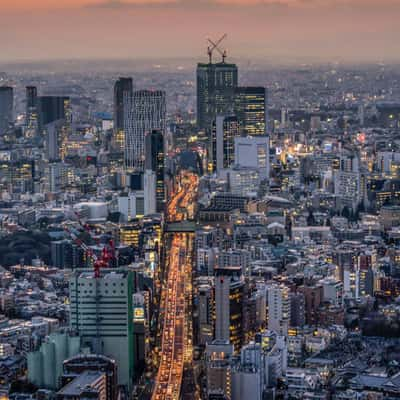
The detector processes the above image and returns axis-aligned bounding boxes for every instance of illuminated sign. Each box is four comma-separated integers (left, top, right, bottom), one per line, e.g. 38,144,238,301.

133,307,145,322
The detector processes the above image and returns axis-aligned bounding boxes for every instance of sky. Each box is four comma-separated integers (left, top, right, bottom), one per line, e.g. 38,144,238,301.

1,0,399,63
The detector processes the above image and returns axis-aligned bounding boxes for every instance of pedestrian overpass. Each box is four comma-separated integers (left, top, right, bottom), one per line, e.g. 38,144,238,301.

164,221,197,233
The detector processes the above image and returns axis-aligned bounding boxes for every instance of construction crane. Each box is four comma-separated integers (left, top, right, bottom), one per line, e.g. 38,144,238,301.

62,220,117,278
207,34,227,63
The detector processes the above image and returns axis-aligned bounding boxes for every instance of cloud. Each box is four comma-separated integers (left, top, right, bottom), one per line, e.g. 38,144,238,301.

87,0,290,10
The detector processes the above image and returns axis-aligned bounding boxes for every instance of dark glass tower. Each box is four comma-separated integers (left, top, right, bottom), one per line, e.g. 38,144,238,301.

114,77,133,131
234,87,267,136
26,86,37,110
38,96,71,129
145,129,165,212
0,86,13,136
26,86,38,134
196,62,238,133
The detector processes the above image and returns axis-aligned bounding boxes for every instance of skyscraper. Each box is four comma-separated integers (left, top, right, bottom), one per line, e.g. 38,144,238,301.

214,266,244,352
234,87,267,136
0,86,13,136
45,120,64,162
145,129,165,212
197,62,238,133
38,96,71,131
124,90,166,171
26,86,38,134
69,268,135,389
211,115,240,173
113,77,133,152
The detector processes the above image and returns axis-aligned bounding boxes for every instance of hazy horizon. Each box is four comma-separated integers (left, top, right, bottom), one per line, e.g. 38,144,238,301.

1,0,399,64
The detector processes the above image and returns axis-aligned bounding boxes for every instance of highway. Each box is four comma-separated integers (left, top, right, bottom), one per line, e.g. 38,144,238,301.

152,172,199,400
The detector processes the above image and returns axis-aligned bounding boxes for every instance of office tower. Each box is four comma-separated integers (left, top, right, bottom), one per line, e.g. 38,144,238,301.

197,62,238,133
143,169,156,215
214,266,244,351
124,90,166,171
114,77,133,130
197,283,214,345
46,120,63,161
38,96,71,130
234,87,267,136
211,115,240,173
0,86,13,136
26,86,38,134
205,340,234,399
69,268,134,389
145,129,165,212
113,77,133,152
234,136,270,179
267,284,290,337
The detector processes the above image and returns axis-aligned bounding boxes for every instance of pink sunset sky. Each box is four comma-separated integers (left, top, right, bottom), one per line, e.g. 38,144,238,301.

1,0,399,62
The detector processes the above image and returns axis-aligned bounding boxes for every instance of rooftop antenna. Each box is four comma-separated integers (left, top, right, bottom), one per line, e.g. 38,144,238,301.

207,34,227,63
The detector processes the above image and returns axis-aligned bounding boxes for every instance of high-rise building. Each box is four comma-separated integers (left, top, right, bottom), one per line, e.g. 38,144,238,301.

197,284,214,345
0,86,13,136
143,169,157,215
114,77,133,130
69,269,135,389
205,340,234,399
46,120,64,161
234,87,267,136
211,115,240,173
38,96,71,130
124,90,166,171
26,86,38,134
234,136,270,180
267,284,290,337
197,62,238,133
214,266,244,352
113,78,133,152
145,129,165,212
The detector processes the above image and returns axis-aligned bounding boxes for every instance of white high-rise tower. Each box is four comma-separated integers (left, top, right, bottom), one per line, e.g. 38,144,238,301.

124,90,166,171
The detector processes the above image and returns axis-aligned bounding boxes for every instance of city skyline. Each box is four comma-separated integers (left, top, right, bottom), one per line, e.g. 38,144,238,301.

1,0,400,63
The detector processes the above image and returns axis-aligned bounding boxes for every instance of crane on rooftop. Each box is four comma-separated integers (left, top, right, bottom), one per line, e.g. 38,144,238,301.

207,34,228,64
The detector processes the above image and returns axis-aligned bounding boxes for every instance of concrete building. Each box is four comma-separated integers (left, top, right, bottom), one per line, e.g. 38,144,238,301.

205,340,234,399
69,269,134,389
234,136,270,179
267,284,290,337
211,115,240,174
27,332,81,390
